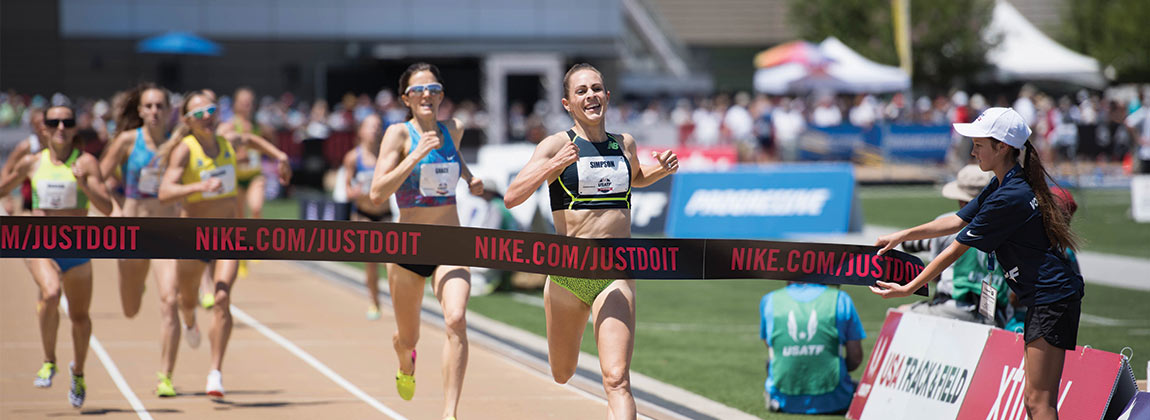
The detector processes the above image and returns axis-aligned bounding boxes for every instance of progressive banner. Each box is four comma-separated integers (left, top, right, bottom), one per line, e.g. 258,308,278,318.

0,216,926,294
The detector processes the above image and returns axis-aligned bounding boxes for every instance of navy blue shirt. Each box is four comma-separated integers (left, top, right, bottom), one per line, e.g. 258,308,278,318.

955,165,1083,305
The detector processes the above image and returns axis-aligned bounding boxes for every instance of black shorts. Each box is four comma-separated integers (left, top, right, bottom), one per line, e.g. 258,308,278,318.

397,263,437,278
354,207,389,222
1024,295,1081,350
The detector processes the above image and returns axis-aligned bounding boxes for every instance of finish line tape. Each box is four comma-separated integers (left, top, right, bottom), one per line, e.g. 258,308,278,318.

0,216,927,295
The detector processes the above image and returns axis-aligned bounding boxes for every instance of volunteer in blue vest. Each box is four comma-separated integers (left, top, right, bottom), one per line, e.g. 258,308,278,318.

158,90,291,399
341,113,389,320
873,107,1083,420
505,63,679,420
760,282,864,414
0,105,114,408
897,164,1010,326
368,63,483,420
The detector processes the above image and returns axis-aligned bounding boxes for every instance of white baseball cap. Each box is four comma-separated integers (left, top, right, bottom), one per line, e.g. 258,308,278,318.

952,107,1032,149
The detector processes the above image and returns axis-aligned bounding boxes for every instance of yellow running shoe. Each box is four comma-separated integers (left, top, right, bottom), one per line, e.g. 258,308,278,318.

155,372,176,397
366,305,381,321
34,361,56,388
237,260,249,278
396,350,416,400
201,292,215,310
396,370,415,401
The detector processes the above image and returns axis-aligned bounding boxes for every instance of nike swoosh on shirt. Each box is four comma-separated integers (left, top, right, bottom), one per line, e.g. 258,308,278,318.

965,231,981,239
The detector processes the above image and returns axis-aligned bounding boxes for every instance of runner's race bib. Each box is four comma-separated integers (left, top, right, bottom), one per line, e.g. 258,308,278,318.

419,162,459,197
36,180,78,209
247,149,260,168
138,167,162,196
200,165,237,198
577,156,629,195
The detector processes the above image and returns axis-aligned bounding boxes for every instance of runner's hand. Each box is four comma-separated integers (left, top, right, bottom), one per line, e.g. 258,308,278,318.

72,164,91,191
348,185,364,200
468,177,484,196
71,164,88,181
413,130,443,158
550,141,579,170
200,178,223,193
870,281,912,299
652,149,679,174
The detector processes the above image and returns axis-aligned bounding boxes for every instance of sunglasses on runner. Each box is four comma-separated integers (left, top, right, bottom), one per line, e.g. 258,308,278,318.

404,83,443,96
44,118,77,128
185,105,217,119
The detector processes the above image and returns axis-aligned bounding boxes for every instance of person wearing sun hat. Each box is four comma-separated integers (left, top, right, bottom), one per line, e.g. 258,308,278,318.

896,164,1009,326
872,107,1084,420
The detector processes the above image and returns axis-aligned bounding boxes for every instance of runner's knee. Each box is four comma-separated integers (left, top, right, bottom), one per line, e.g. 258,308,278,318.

41,285,62,305
550,365,575,384
601,365,630,393
442,308,467,334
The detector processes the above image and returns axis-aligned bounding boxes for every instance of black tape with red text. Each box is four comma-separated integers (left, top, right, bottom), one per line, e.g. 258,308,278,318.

1,216,927,295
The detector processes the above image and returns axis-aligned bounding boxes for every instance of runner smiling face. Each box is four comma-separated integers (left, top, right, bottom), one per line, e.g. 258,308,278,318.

561,68,609,126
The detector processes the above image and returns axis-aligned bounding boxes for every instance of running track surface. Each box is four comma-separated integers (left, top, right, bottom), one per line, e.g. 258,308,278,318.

0,258,626,419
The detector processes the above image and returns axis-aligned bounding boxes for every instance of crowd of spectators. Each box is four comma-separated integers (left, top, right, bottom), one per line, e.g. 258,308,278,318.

2,83,1147,173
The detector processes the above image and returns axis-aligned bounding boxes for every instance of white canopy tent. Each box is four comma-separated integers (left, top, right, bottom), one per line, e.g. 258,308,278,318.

986,0,1106,89
753,37,910,94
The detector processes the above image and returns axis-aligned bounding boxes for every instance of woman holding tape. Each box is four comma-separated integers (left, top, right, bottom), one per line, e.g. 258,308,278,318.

505,63,679,419
0,105,114,408
158,90,290,398
368,63,483,420
872,107,1083,420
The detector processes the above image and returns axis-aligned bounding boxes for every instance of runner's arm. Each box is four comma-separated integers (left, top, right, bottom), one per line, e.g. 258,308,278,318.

624,133,677,188
369,124,421,204
505,134,570,208
341,150,362,201
75,154,113,215
0,153,34,197
223,131,291,184
158,143,212,204
1,140,31,178
98,131,133,180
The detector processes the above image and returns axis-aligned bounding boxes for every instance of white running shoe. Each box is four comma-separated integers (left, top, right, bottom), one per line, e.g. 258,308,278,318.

68,363,85,408
205,370,224,398
185,323,201,349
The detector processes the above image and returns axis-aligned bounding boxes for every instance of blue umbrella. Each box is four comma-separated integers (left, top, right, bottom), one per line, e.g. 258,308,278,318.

137,32,222,56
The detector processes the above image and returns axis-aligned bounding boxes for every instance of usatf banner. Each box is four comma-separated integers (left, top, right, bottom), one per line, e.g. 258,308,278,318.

1,216,926,294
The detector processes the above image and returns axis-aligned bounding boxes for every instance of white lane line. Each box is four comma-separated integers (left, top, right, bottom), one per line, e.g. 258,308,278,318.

229,304,408,420
61,298,154,420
